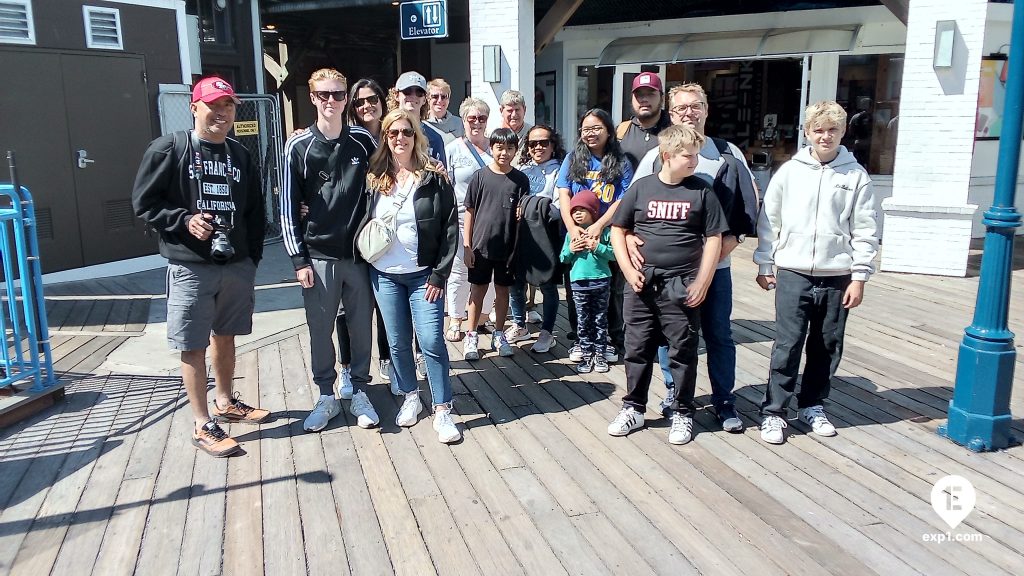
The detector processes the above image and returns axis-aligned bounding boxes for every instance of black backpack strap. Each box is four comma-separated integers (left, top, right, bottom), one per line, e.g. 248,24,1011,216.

710,137,732,157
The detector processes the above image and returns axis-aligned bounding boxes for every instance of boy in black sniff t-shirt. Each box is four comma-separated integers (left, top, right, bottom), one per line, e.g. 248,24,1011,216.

608,125,727,445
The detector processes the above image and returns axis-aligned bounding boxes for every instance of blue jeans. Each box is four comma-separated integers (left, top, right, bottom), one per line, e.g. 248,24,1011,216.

370,269,452,406
509,278,559,332
660,266,736,408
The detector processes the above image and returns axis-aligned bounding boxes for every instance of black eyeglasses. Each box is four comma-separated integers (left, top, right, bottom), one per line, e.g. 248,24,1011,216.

313,90,347,102
400,87,426,97
527,139,551,148
352,94,380,107
387,127,416,139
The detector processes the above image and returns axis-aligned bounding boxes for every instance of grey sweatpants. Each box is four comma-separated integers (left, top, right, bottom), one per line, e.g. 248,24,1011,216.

303,258,373,396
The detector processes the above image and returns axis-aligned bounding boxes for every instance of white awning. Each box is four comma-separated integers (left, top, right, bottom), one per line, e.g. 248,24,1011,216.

597,25,861,66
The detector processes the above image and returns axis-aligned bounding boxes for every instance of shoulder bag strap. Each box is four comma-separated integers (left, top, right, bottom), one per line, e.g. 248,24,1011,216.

463,137,487,169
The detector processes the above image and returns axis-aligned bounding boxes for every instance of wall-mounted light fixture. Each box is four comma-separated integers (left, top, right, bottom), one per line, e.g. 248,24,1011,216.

483,45,501,83
934,20,955,68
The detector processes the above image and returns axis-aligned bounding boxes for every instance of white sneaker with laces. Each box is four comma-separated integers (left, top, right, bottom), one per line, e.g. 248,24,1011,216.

569,345,584,362
339,367,353,400
505,324,530,343
531,330,555,353
668,413,694,445
396,391,423,427
303,395,341,432
799,405,837,437
493,331,514,357
464,331,480,360
415,353,427,380
433,408,462,443
607,406,645,436
526,310,543,324
760,415,788,444
349,391,380,429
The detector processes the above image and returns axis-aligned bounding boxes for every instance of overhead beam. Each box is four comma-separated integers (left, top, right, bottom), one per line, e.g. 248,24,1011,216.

879,0,909,25
535,0,584,54
264,0,394,14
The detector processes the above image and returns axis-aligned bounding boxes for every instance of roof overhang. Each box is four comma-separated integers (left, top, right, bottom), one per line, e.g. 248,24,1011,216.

597,25,861,66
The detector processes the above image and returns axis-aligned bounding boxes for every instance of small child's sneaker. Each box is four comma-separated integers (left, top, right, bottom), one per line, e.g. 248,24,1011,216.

593,355,610,373
576,355,594,374
603,346,620,363
568,345,584,362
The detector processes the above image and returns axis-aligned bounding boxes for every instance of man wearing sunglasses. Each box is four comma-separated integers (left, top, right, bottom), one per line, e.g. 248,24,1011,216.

282,68,382,432
425,78,463,145
395,71,448,168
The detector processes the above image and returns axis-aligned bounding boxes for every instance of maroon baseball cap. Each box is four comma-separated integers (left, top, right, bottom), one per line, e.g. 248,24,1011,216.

631,72,663,93
570,190,601,221
192,77,241,104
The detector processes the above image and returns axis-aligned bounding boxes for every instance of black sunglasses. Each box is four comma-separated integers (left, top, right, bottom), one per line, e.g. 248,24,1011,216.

527,139,551,148
387,127,416,138
400,87,426,97
352,94,380,107
313,90,347,102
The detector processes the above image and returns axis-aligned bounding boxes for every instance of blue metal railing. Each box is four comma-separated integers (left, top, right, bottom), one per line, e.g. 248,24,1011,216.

0,183,56,392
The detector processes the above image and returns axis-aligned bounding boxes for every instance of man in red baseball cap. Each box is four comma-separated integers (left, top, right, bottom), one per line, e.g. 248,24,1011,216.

616,71,672,171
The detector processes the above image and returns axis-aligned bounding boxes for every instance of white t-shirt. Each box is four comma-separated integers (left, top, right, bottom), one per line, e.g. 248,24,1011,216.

445,137,492,223
370,177,428,275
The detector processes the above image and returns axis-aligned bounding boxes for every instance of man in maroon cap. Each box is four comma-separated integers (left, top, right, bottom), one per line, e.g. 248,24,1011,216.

132,76,268,458
616,72,672,171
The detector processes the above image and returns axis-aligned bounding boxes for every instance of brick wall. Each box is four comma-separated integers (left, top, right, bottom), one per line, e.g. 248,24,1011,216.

468,0,535,134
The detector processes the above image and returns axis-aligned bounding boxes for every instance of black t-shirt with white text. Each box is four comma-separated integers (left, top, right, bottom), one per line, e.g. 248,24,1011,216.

463,166,530,260
193,140,238,226
611,174,728,278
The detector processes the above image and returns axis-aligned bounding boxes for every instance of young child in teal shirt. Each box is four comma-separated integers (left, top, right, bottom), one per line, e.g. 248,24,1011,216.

560,190,615,373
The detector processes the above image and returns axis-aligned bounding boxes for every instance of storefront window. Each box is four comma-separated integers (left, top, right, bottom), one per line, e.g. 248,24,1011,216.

837,54,903,175
188,0,234,47
574,65,613,125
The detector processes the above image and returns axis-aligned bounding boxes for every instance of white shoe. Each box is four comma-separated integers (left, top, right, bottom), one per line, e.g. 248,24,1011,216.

531,330,555,353
349,391,380,429
396,391,423,427
668,413,694,445
378,359,392,382
415,353,427,380
760,415,788,444
464,331,480,361
603,346,619,363
569,345,584,362
339,367,353,400
433,408,461,443
607,406,645,436
799,405,837,437
526,310,543,324
505,324,530,343
492,331,514,357
304,395,341,432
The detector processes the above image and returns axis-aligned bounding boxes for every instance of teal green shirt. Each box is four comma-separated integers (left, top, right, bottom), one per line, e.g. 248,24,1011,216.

560,228,615,282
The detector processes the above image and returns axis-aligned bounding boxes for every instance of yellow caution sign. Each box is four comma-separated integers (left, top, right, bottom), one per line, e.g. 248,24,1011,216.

234,121,259,136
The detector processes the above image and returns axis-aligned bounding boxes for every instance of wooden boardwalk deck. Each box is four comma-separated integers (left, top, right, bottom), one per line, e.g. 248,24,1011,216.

1,243,1023,576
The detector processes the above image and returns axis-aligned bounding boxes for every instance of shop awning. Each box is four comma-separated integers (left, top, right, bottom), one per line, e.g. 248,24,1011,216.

596,25,861,66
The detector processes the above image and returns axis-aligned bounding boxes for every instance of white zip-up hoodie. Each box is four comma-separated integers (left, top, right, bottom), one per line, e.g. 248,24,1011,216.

753,145,879,281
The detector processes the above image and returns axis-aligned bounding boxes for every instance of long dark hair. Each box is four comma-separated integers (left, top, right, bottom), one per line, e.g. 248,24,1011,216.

346,78,387,128
567,108,626,185
517,124,567,166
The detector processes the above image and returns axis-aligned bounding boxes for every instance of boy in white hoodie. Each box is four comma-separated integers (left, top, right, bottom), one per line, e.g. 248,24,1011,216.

753,101,879,445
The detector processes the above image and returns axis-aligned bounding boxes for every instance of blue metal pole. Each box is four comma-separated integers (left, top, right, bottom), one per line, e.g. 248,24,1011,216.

940,3,1024,452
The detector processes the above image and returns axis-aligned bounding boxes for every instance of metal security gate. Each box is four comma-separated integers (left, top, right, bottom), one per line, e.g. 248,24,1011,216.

157,92,285,241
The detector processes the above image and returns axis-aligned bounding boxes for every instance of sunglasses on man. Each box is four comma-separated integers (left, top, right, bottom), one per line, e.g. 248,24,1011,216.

313,90,347,102
352,94,380,107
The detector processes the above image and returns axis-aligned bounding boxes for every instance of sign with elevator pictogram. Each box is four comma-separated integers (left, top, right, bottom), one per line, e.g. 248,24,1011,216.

400,0,448,40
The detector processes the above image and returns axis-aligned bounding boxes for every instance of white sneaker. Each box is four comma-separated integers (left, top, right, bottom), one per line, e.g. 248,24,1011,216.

396,391,423,427
607,406,645,436
799,405,837,437
339,367,353,400
378,359,392,382
569,345,584,362
415,353,427,380
433,408,461,443
464,331,480,361
760,415,788,444
303,395,341,432
505,324,530,343
603,346,619,363
492,331,514,357
526,310,543,324
531,330,555,353
349,391,380,429
668,413,694,445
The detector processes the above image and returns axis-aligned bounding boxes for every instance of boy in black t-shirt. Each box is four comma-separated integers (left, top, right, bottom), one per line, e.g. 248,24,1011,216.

463,128,530,360
608,125,727,445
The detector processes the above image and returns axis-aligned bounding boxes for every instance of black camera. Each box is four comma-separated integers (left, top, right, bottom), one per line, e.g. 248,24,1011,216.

209,215,235,263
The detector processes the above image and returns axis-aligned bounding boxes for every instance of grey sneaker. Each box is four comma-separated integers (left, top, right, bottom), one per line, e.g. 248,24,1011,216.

717,405,744,433
464,331,480,361
607,406,644,436
415,353,427,380
603,346,620,363
378,359,392,382
531,330,555,353
492,331,514,357
799,405,837,437
349,391,380,429
339,366,353,400
433,408,461,443
304,395,341,432
396,391,422,427
760,415,787,444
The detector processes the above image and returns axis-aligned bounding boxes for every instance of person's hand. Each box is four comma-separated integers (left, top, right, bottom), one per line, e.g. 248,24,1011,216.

424,282,444,302
625,233,645,271
623,267,645,293
756,274,776,291
187,213,215,241
685,278,711,308
463,247,475,269
584,221,606,240
585,237,598,251
843,280,865,309
296,266,314,288
290,127,309,138
569,224,587,240
300,202,309,219
569,235,588,253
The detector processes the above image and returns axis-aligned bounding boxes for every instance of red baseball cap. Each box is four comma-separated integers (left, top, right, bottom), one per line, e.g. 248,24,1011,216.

192,77,241,104
631,72,663,93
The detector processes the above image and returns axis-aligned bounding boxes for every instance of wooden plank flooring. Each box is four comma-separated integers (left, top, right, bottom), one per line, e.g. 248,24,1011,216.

1,243,1023,575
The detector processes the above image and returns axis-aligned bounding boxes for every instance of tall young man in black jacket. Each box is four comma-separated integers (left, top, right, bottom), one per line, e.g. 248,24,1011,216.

132,77,269,458
281,68,380,432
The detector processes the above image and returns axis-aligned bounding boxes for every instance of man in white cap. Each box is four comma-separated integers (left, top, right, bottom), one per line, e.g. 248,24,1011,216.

395,71,448,166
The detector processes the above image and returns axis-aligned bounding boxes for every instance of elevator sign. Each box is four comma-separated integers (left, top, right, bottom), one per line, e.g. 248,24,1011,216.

400,0,448,40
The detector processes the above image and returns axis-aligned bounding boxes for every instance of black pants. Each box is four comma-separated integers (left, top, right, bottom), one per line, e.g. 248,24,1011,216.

338,302,391,364
607,262,626,351
622,280,701,416
760,269,851,417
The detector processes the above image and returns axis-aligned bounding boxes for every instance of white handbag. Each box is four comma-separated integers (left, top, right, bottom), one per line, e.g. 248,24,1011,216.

357,176,416,263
